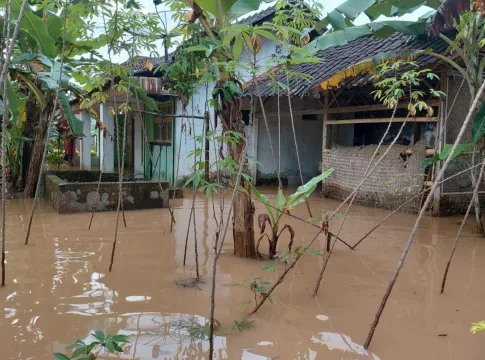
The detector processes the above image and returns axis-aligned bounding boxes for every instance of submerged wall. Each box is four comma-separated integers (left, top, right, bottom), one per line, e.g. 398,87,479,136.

321,140,427,212
44,171,182,214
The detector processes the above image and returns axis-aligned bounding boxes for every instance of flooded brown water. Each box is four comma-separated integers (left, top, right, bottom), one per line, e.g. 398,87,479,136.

0,188,484,359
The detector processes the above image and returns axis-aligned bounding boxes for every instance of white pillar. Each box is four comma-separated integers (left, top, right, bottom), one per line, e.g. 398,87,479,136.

100,103,115,173
134,117,143,174
80,110,92,170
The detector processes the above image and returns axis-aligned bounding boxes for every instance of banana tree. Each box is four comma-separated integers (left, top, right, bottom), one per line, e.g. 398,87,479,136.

304,0,445,53
252,169,334,259
165,0,278,258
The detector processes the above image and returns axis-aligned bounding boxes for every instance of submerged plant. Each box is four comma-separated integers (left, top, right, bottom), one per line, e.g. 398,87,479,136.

54,331,128,360
471,321,485,334
251,169,334,259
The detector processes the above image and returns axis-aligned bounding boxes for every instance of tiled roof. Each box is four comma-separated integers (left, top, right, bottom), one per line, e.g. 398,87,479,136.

243,32,451,98
238,5,276,25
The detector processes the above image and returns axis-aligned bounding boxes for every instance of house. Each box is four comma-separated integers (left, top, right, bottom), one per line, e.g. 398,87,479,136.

243,30,477,215
69,5,312,185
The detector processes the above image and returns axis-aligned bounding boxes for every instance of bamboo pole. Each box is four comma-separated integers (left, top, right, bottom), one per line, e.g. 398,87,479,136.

441,158,485,293
286,74,313,218
108,46,134,272
364,79,485,350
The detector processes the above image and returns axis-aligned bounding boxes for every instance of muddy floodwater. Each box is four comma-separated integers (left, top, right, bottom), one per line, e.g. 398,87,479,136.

0,188,484,359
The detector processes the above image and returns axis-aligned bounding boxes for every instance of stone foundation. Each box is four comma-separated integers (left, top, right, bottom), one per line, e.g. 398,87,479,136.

44,170,182,214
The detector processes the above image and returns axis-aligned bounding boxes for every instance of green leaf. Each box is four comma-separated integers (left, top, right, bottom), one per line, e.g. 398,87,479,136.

59,91,83,136
195,0,238,17
336,0,376,19
72,346,88,358
276,188,285,212
255,29,277,42
46,13,63,40
233,35,243,58
251,186,275,223
439,144,473,160
286,168,334,210
8,0,57,57
131,83,158,112
261,260,276,272
104,340,115,353
472,100,485,145
53,354,70,360
230,0,264,19
327,10,347,31
92,330,105,342
110,335,129,343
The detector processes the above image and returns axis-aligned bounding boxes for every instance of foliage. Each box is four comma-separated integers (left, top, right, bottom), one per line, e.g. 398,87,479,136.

53,331,128,360
371,60,444,115
304,0,444,53
233,273,274,307
471,321,485,334
272,0,323,45
251,169,334,258
232,319,255,332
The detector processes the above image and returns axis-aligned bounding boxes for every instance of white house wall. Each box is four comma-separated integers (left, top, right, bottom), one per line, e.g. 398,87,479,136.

171,39,283,182
256,96,323,184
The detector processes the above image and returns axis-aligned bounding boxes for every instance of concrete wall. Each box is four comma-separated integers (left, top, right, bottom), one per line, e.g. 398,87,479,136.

321,140,427,212
44,171,182,214
256,96,322,184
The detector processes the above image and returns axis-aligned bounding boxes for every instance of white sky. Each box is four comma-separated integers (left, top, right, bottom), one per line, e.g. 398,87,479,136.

101,0,433,63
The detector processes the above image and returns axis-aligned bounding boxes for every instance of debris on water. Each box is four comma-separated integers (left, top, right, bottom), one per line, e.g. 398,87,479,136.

316,315,329,321
174,277,204,289
438,334,448,337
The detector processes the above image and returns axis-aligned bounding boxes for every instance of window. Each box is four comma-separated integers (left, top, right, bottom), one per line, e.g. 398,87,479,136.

153,103,173,145
302,114,318,121
241,110,251,126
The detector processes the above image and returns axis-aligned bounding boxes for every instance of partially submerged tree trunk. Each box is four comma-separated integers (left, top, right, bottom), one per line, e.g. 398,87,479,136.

24,103,53,198
233,177,256,257
217,85,256,258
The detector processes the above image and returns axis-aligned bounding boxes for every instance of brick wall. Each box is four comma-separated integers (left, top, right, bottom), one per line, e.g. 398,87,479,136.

321,140,427,212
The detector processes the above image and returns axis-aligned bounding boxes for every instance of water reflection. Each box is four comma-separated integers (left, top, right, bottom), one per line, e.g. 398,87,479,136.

85,312,228,359
246,331,381,360
60,272,117,316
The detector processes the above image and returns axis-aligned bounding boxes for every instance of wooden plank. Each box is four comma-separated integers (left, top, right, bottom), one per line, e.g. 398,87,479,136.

256,99,440,118
326,117,438,125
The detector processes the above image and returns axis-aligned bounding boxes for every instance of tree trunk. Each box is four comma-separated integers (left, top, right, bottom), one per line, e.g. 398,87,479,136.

233,177,256,258
20,94,38,190
23,105,52,198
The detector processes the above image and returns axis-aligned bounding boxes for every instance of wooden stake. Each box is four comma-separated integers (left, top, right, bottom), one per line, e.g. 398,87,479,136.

364,79,485,350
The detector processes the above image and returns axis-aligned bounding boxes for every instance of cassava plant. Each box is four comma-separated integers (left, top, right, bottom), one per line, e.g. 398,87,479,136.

54,331,128,360
251,169,334,259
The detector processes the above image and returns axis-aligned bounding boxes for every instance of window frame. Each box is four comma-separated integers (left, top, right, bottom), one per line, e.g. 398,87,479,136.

152,103,173,145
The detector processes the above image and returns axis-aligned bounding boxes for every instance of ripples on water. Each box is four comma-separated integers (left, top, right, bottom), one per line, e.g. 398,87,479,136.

0,193,484,359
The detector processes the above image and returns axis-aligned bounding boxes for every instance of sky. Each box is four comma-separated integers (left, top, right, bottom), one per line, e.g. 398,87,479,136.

101,0,434,63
